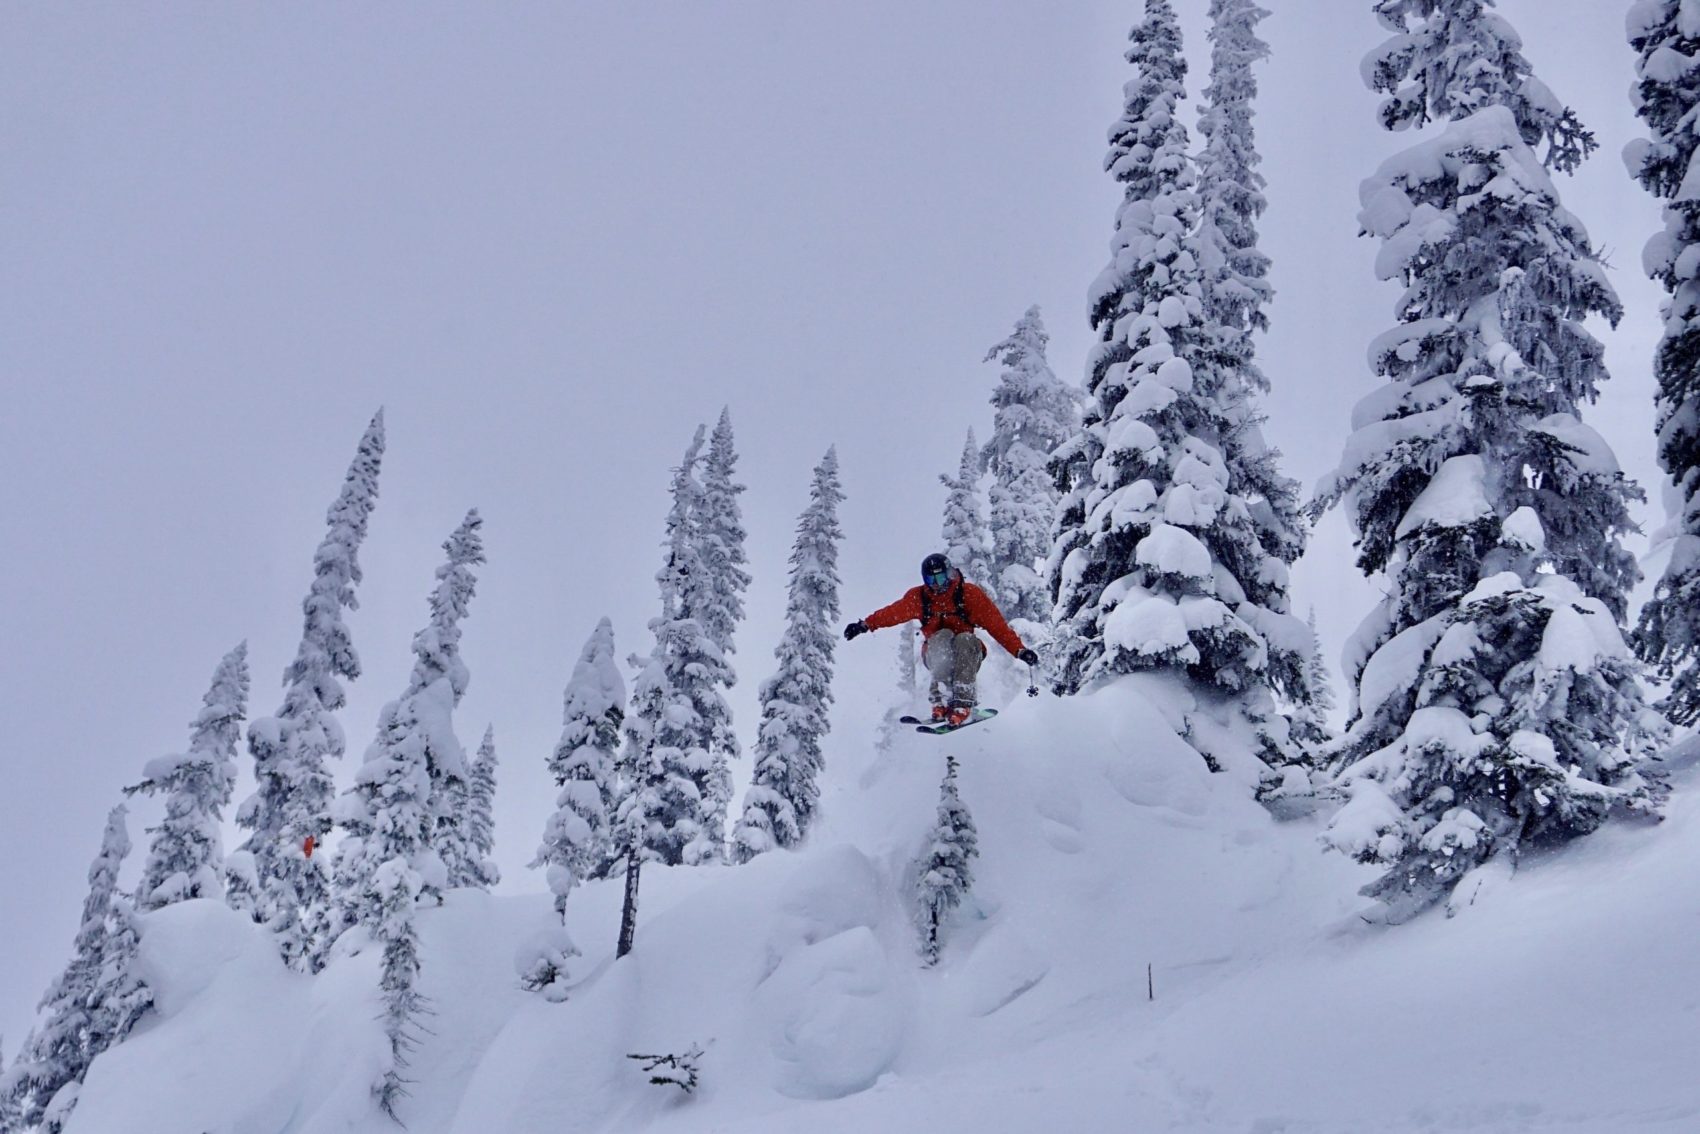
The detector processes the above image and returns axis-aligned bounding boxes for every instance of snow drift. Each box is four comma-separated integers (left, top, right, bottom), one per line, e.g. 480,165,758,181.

63,679,1700,1133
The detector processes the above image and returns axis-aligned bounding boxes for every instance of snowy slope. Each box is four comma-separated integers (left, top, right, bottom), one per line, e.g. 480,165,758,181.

64,679,1700,1134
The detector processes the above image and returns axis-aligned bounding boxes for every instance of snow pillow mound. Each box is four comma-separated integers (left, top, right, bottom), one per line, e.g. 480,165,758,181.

753,924,909,1100
754,844,911,1099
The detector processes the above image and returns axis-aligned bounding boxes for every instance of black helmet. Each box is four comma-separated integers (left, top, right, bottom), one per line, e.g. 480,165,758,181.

921,553,952,589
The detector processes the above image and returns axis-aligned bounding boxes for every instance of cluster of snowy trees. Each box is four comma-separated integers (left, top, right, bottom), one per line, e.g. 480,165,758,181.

4,414,513,1127
1047,0,1313,776
1036,0,1685,923
525,412,849,975
3,641,254,1131
929,307,1081,663
1,808,151,1133
2,402,856,1128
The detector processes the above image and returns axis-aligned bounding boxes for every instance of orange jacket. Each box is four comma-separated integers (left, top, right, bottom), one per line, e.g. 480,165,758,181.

863,575,1026,657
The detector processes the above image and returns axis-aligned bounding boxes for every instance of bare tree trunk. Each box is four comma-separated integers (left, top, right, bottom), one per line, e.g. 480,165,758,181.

617,854,641,958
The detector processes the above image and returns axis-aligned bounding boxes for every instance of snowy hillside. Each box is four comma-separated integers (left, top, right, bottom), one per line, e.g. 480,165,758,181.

61,681,1700,1134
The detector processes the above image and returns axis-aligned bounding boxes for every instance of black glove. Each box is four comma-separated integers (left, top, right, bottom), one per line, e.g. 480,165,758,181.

844,620,869,641
1017,648,1039,667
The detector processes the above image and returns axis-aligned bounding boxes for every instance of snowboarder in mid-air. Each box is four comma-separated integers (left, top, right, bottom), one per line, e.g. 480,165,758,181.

845,552,1038,729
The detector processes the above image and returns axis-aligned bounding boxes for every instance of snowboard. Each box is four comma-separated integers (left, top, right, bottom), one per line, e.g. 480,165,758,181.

900,707,998,735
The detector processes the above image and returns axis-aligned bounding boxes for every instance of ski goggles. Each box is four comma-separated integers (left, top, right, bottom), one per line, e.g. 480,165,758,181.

924,568,950,589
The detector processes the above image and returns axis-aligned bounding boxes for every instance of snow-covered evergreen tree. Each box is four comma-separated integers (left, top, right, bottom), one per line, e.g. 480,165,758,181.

234,410,384,969
612,430,740,955
733,447,845,862
329,510,484,955
524,620,624,997
320,503,490,1115
698,407,751,659
875,624,922,754
618,427,735,870
913,756,978,966
3,806,137,1132
0,1039,18,1134
1314,1,1659,918
1192,0,1308,620
1098,0,1188,213
897,624,918,697
1195,0,1273,340
329,707,434,960
463,727,500,890
1047,1,1308,770
372,856,424,1121
940,428,993,591
1366,0,1595,173
127,643,249,910
1287,610,1336,749
1628,1,1700,725
688,410,744,854
981,306,1079,633
412,511,485,894
85,894,150,1064
0,1040,16,1133
533,617,625,931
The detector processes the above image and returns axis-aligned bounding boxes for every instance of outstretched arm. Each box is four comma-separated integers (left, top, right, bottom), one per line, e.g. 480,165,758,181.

863,587,924,632
964,584,1026,657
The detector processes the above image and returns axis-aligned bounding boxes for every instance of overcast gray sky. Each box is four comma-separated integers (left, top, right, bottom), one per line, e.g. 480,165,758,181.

0,0,1665,1047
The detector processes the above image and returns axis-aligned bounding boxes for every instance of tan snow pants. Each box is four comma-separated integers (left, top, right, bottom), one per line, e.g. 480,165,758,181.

923,629,987,707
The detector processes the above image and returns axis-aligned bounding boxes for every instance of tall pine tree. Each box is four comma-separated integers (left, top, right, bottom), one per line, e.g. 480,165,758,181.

372,854,424,1121
733,447,845,862
980,306,1079,634
328,510,484,958
939,429,993,590
4,806,143,1133
1194,0,1307,635
913,756,978,966
696,408,747,845
1195,0,1273,339
1628,1,1700,725
462,727,500,891
319,511,484,1119
621,426,733,866
0,1039,18,1133
233,410,384,969
1287,609,1337,749
534,617,624,922
1314,0,1660,918
412,511,486,895
1048,1,1307,772
698,407,751,658
128,643,249,910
